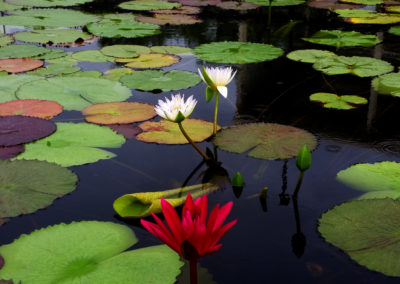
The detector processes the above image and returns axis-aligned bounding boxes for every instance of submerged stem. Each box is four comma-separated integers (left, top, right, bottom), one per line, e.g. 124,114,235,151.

189,258,198,284
213,93,220,135
178,122,210,161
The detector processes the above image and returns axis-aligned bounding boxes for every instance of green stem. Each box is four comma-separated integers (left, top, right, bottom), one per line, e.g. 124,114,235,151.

292,171,304,199
268,0,272,27
178,122,210,161
213,93,220,135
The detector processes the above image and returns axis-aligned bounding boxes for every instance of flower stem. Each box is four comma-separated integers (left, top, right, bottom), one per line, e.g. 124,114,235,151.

178,122,210,161
189,258,198,284
213,93,220,135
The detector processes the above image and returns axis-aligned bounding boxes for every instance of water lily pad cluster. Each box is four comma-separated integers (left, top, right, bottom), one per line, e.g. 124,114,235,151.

310,92,368,110
303,30,381,47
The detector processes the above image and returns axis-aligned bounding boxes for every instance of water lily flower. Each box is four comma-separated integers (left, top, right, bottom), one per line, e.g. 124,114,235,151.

198,66,236,98
154,93,197,123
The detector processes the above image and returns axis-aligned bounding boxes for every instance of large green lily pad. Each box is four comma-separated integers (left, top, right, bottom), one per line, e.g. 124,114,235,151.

372,72,400,97
334,9,377,18
136,14,202,25
118,0,181,10
310,92,368,109
116,53,179,68
137,119,217,144
286,49,336,63
120,70,201,92
193,41,283,63
213,123,317,160
0,221,183,283
5,0,94,7
14,29,92,44
16,77,132,111
71,50,114,63
0,0,21,11
14,122,126,167
103,68,133,81
0,75,42,103
318,198,400,276
0,44,52,59
337,161,400,199
0,159,77,218
100,44,150,58
27,63,81,77
313,56,393,77
0,36,13,47
303,30,381,47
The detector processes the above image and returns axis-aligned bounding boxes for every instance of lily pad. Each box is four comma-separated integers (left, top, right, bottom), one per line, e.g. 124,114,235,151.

310,92,368,109
216,1,260,10
5,0,94,7
303,30,381,47
150,45,192,55
152,5,201,14
0,44,51,59
14,122,126,167
313,56,393,77
0,75,42,103
0,0,21,11
0,58,43,73
337,161,400,199
27,63,80,77
213,123,317,160
137,119,217,144
286,49,336,63
116,53,179,68
385,6,400,13
71,50,114,62
100,44,150,58
103,68,133,81
318,198,400,276
340,0,382,4
0,221,183,283
108,124,143,139
176,0,221,6
33,48,67,60
307,0,362,10
372,72,400,97
82,102,156,124
347,13,400,24
14,29,92,45
118,0,181,10
246,0,305,6
16,77,132,111
0,145,24,160
0,116,56,146
334,9,377,18
193,41,283,64
136,13,202,25
0,36,13,47
0,99,62,119
389,25,400,36
120,70,201,92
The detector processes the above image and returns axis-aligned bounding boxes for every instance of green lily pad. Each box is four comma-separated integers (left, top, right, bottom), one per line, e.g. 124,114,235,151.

318,198,400,276
340,0,382,5
372,72,400,97
118,0,181,10
0,75,42,103
286,49,336,63
71,50,114,63
385,6,400,13
14,122,126,167
47,52,77,65
120,70,201,92
303,30,381,47
334,9,377,18
150,45,192,55
136,14,202,25
246,0,305,6
103,68,133,81
0,0,21,11
16,77,132,111
0,221,183,283
310,92,368,109
0,36,13,47
14,29,92,44
313,56,393,77
27,63,80,77
0,160,77,218
193,41,283,64
337,161,400,199
389,25,400,36
213,123,317,160
0,9,100,28
0,44,52,59
151,5,201,14
5,0,94,7
137,119,217,144
116,53,179,68
33,48,67,60
100,44,150,58
347,13,400,24
66,70,102,78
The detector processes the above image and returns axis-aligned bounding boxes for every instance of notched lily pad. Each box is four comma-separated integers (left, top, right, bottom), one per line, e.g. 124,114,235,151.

136,13,202,25
286,49,336,63
72,50,114,63
0,99,63,119
100,44,151,58
116,53,180,68
310,92,368,109
303,30,381,47
213,123,317,160
372,72,400,97
0,58,43,73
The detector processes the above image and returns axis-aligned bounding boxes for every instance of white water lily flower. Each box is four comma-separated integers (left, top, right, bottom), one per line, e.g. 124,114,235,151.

155,93,197,123
198,66,237,98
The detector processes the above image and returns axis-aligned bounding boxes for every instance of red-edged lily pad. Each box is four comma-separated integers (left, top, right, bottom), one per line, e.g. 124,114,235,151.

108,124,143,139
0,99,63,119
0,58,44,73
0,116,56,146
82,102,156,125
0,145,24,160
151,5,201,14
136,13,202,25
116,53,180,69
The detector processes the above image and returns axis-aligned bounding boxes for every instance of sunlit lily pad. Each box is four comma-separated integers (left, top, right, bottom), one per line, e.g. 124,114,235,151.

0,221,183,283
334,9,377,18
136,13,202,25
0,99,62,119
137,119,217,144
246,0,305,6
193,41,283,63
119,0,181,10
0,58,43,73
337,161,400,199
82,102,156,124
103,68,133,81
347,13,400,24
318,198,400,276
120,70,200,92
0,44,51,59
100,44,150,58
0,159,77,218
313,56,393,77
71,50,114,62
0,145,24,160
216,1,260,10
0,36,13,47
5,0,94,7
372,72,400,97
340,0,382,4
0,75,42,103
150,45,192,55
303,30,381,47
0,116,56,146
27,63,80,77
286,49,336,63
14,29,92,45
386,6,400,13
14,122,126,167
16,77,132,111
152,5,201,14
213,123,317,160
310,92,368,109
116,53,179,68
389,25,400,35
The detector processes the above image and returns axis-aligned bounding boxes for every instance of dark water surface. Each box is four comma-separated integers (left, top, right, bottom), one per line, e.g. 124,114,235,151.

0,0,400,283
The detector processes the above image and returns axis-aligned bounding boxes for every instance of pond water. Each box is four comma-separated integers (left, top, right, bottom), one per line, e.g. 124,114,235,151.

0,0,399,283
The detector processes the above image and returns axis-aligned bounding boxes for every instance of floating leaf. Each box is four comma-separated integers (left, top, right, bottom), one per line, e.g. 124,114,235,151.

14,122,126,167
0,58,43,73
0,160,77,218
193,41,283,64
150,45,192,55
14,29,92,45
103,68,133,81
313,56,393,77
176,0,221,6
0,36,13,47
318,198,400,276
0,145,24,160
66,70,102,78
372,72,400,97
0,0,21,11
0,99,62,119
117,53,179,68
310,92,368,109
82,102,156,124
0,221,183,283
308,0,362,10
33,48,67,60
216,1,260,10
108,124,143,139
27,63,80,77
340,0,382,4
137,119,217,144
0,75,42,103
347,13,400,24
100,44,150,58
0,116,56,146
286,49,336,63
0,45,51,59
136,13,202,25
389,25,400,36
334,9,377,18
152,5,201,14
5,0,94,7
303,30,381,47
16,77,132,111
119,0,181,10
213,123,317,160
385,6,400,13
246,0,305,6
120,70,200,92
337,161,400,199
71,50,114,62
114,183,219,218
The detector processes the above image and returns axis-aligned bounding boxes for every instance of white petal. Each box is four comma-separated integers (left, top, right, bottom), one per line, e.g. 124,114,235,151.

217,86,228,98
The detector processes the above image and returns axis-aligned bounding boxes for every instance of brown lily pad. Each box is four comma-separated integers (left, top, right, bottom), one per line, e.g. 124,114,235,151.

216,1,261,10
82,102,157,125
152,5,201,14
116,53,180,69
0,145,24,160
137,119,219,144
0,99,63,119
136,13,202,25
0,116,56,146
108,124,143,139
0,58,43,73
308,0,362,9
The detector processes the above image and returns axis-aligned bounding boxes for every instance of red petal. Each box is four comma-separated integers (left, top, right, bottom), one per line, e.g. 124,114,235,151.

182,193,195,215
206,204,220,234
161,198,185,243
141,219,181,254
208,219,237,248
212,202,233,232
195,195,208,224
151,213,181,253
